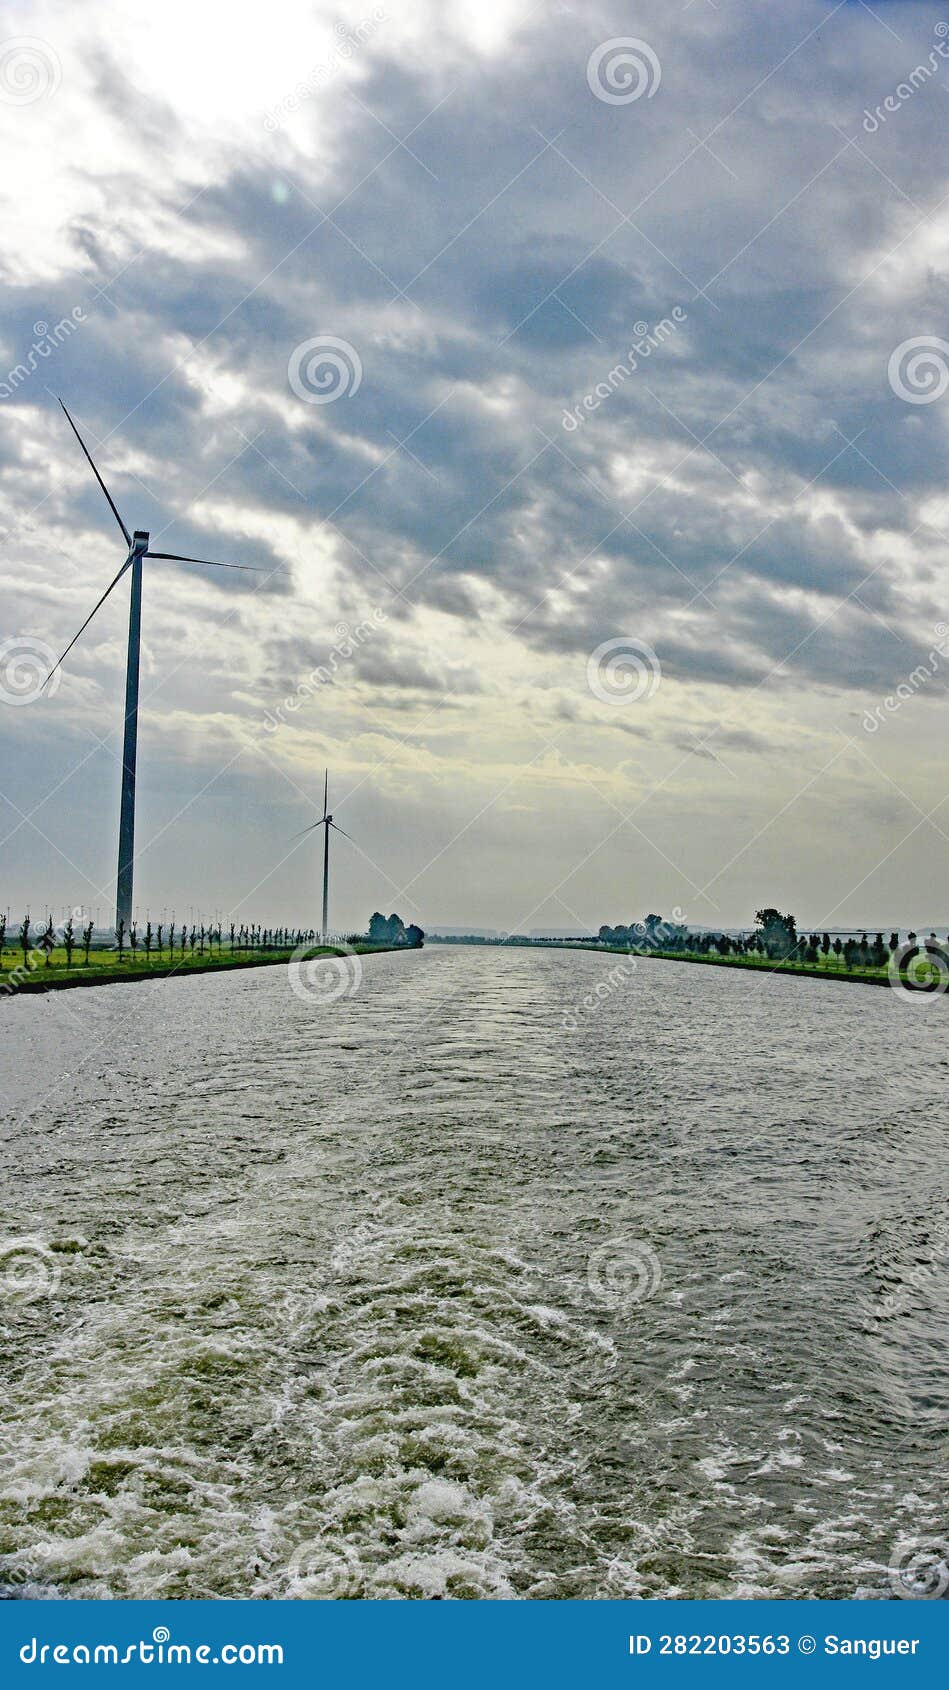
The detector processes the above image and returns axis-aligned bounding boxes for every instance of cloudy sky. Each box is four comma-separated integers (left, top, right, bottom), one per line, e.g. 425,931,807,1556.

2,0,949,935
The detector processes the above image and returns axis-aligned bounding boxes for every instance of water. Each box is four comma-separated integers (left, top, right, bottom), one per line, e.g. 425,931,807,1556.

1,946,947,1600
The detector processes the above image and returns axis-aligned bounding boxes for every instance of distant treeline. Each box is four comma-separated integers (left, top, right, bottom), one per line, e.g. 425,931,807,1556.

598,907,948,968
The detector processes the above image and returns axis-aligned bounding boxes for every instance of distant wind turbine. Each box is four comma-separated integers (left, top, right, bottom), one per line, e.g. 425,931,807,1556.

49,398,279,934
294,769,356,942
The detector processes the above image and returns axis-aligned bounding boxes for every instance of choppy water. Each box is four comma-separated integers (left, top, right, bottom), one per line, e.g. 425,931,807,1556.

1,946,947,1600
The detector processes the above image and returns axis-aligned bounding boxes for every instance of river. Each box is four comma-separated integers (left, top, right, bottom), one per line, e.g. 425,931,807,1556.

1,946,947,1599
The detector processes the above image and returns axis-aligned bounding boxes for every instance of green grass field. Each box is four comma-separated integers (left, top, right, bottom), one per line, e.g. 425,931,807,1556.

0,941,391,995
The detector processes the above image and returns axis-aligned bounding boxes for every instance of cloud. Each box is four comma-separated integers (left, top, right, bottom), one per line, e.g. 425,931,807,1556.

3,0,949,926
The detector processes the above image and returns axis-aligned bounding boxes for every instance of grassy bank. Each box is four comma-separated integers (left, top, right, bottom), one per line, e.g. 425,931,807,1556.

575,944,934,991
0,942,398,997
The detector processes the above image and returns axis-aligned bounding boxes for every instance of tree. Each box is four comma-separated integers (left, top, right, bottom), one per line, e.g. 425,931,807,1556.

406,923,425,948
41,915,55,966
144,920,153,962
116,918,126,960
871,932,887,969
168,922,176,958
64,915,75,968
833,936,843,964
130,921,138,961
754,908,798,959
368,911,389,944
0,913,6,963
82,920,94,965
889,932,899,957
156,923,163,957
19,915,30,968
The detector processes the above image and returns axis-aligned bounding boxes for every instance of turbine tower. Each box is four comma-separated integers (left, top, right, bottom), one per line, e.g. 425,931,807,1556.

295,770,356,941
49,399,275,934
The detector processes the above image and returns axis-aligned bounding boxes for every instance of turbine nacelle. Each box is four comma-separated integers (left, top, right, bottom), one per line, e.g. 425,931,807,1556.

131,530,150,556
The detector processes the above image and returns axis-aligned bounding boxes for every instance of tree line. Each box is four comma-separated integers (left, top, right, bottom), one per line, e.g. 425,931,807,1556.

598,907,947,969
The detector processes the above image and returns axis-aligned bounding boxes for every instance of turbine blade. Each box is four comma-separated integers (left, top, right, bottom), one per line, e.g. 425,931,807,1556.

58,399,131,547
323,768,328,816
44,554,133,683
290,818,329,840
329,821,355,842
148,551,283,573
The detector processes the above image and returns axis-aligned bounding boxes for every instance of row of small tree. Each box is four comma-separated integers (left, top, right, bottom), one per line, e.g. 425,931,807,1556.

0,914,321,970
1,911,426,973
597,907,947,970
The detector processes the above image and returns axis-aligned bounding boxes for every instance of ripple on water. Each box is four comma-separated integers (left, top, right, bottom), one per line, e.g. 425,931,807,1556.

1,947,947,1598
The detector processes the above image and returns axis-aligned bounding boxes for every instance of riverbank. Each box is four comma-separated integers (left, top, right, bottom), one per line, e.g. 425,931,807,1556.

575,943,925,990
0,942,402,997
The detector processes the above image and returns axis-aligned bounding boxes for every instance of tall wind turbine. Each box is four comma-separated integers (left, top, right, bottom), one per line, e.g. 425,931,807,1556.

49,399,275,934
295,770,356,941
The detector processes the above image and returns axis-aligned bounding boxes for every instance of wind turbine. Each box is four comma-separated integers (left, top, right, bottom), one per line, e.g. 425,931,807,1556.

295,770,356,941
48,399,276,935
